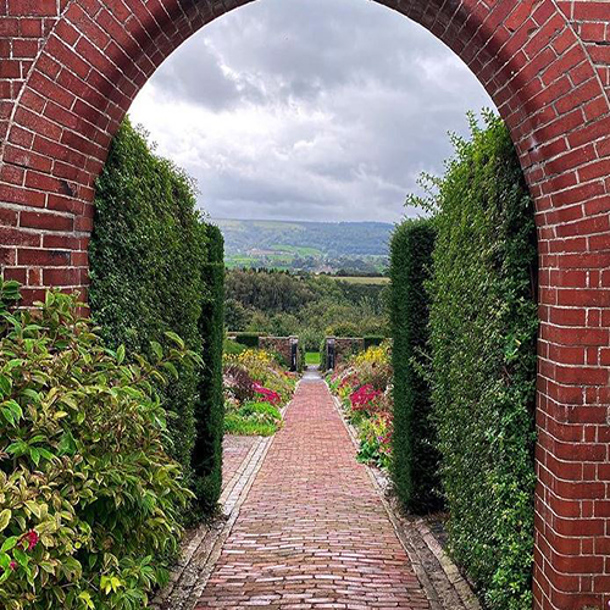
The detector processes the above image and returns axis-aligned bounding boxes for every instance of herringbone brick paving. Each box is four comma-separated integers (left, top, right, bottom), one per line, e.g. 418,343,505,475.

222,436,258,489
196,378,430,609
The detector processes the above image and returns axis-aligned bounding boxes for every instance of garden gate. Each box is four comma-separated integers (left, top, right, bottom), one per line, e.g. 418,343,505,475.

1,1,610,608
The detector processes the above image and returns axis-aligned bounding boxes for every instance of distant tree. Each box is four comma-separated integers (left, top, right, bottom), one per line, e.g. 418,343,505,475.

224,298,251,331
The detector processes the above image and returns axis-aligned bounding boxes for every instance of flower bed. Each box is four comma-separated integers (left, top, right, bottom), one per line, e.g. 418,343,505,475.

223,348,296,436
327,342,393,469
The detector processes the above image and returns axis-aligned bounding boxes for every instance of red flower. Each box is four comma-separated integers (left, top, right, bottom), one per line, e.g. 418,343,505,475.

22,530,39,551
9,561,16,571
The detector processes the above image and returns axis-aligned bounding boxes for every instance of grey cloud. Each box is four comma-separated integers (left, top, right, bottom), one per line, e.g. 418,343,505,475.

130,0,494,222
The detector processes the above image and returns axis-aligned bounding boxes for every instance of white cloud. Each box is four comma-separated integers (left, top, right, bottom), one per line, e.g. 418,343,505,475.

129,0,494,222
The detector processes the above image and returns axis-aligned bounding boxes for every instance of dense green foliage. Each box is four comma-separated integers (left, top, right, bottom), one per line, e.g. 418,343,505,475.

192,225,225,512
225,269,388,346
89,119,224,511
232,333,261,348
426,114,538,610
0,287,195,610
390,218,441,513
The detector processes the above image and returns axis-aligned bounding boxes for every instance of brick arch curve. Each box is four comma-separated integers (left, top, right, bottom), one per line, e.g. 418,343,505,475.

2,1,610,608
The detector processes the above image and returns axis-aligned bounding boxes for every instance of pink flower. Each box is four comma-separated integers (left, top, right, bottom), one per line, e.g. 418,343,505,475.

252,382,281,405
349,384,381,411
9,561,16,571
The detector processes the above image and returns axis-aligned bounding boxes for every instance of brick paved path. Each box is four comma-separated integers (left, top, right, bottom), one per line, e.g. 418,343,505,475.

222,435,258,489
196,377,431,609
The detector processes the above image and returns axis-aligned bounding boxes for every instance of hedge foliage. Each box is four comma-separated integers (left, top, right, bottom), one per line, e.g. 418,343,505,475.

89,119,224,512
192,224,225,512
427,113,538,610
232,333,261,348
363,336,385,350
389,218,441,513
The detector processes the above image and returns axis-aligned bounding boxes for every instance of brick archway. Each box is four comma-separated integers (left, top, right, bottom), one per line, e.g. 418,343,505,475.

1,1,610,608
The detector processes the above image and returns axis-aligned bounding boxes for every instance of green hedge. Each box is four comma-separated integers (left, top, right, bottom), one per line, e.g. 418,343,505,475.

192,224,225,512
363,335,384,350
233,332,261,348
389,218,441,513
427,114,538,610
89,119,224,512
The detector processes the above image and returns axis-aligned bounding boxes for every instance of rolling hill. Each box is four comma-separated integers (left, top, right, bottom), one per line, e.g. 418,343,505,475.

212,218,394,274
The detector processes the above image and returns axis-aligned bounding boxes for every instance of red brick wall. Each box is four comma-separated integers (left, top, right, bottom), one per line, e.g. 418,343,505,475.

1,1,610,608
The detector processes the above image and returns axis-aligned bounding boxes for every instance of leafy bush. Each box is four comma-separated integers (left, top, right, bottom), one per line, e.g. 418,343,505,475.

0,287,195,610
390,218,441,513
427,113,537,610
89,119,224,512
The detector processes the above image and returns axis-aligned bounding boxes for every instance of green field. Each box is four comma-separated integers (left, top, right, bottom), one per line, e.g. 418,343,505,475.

270,244,323,257
305,352,321,366
329,276,390,285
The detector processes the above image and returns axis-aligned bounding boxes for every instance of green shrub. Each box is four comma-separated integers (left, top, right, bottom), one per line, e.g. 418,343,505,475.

192,224,225,512
0,287,195,610
390,218,441,513
89,118,206,478
427,113,538,610
232,333,260,348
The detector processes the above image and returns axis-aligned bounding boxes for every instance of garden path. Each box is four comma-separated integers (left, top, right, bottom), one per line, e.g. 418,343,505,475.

196,374,431,609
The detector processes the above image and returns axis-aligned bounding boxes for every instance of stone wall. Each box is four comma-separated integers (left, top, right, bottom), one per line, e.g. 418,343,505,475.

260,336,299,371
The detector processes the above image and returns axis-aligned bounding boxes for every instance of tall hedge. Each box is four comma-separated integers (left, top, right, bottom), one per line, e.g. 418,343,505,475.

427,113,538,610
89,119,224,512
192,224,225,511
390,218,440,513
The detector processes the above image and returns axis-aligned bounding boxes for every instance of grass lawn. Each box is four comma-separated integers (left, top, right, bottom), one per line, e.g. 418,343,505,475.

305,352,321,366
329,276,390,285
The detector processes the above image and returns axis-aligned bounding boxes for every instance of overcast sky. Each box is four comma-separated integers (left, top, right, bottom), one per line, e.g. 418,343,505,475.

129,0,494,223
